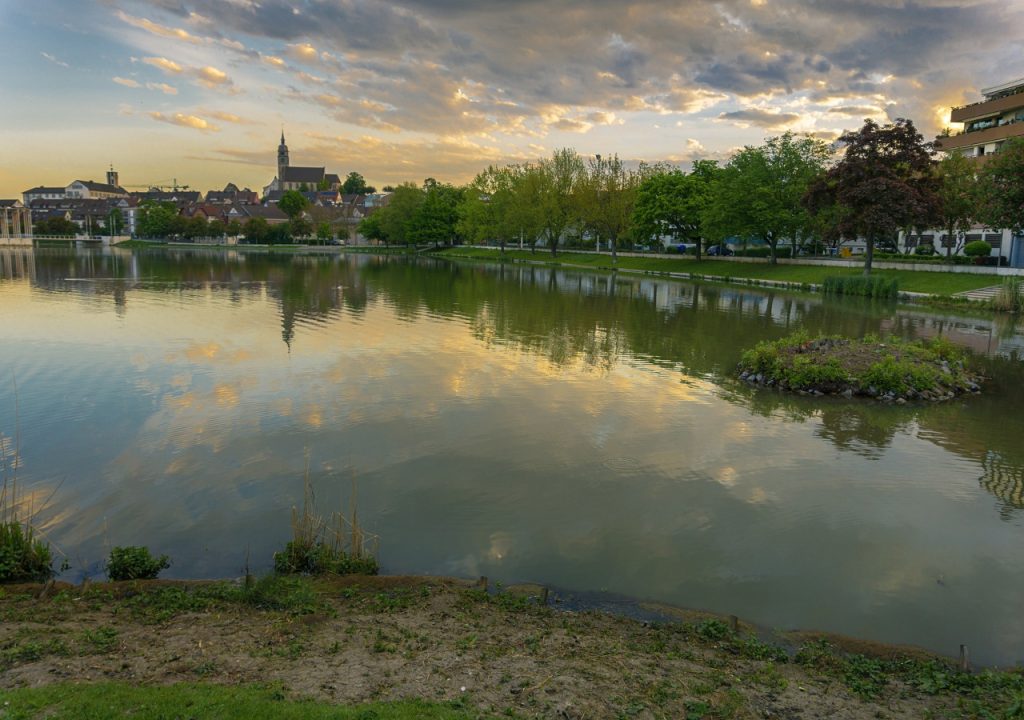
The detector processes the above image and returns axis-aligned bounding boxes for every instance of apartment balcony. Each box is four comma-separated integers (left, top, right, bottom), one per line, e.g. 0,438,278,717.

951,91,1024,123
935,121,1024,152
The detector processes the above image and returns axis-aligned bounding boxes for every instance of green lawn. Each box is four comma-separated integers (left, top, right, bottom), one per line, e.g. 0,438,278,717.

434,248,1001,296
0,683,491,720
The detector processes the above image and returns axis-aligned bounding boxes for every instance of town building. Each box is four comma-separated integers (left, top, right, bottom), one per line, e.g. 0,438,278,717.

205,183,259,205
909,76,1024,266
262,132,342,196
935,77,1024,160
22,186,66,204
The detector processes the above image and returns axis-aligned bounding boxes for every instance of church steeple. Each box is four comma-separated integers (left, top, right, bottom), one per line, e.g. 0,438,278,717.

277,130,289,181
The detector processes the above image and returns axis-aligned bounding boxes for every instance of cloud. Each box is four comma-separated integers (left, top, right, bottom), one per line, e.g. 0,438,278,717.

147,82,178,95
117,10,203,44
40,52,68,68
142,56,238,93
716,108,802,130
113,76,178,95
200,110,253,124
148,112,221,132
827,105,884,117
142,56,184,74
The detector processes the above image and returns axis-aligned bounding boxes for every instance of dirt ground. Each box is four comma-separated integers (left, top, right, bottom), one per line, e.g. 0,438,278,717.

0,576,1009,719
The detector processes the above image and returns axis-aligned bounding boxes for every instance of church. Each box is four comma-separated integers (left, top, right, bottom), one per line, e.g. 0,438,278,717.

262,132,342,197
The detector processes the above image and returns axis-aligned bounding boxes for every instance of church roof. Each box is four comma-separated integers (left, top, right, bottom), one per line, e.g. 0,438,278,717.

281,166,326,183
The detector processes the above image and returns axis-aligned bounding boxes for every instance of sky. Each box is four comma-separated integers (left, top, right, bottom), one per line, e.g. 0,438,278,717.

1,0,1021,197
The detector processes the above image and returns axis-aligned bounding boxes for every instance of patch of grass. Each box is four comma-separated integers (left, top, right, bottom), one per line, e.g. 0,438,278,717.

107,546,170,581
992,276,1024,313
823,274,899,298
79,626,119,654
1,637,69,670
0,521,53,583
0,682,491,719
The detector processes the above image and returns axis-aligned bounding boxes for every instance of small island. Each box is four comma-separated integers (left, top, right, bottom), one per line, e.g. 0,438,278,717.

738,333,982,402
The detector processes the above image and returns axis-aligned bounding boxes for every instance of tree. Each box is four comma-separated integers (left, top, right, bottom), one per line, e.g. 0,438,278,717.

108,208,124,236
316,221,333,244
268,222,293,244
35,217,78,236
136,201,179,238
581,154,642,263
342,171,375,195
243,216,270,244
378,182,424,246
226,219,242,238
278,190,309,219
936,152,977,258
633,167,714,260
208,218,226,238
358,212,388,247
458,165,520,253
708,133,830,264
290,216,312,240
537,148,585,257
184,216,208,240
804,119,940,275
976,137,1024,234
409,182,462,247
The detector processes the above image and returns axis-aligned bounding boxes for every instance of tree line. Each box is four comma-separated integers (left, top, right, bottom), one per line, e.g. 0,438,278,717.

358,118,1024,275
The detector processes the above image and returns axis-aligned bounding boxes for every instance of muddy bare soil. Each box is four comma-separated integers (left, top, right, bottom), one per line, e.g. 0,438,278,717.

0,576,1013,719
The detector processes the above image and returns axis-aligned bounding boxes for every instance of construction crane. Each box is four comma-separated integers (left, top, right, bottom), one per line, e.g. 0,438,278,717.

121,178,191,192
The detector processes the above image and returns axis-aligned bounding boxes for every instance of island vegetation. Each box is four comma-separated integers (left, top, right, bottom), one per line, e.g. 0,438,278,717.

738,333,983,402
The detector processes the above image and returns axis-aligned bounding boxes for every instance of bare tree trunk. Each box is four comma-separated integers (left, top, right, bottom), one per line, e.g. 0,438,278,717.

695,238,702,262
864,235,875,276
610,232,617,264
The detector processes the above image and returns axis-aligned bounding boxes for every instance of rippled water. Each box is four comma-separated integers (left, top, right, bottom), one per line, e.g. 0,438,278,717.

2,247,1023,665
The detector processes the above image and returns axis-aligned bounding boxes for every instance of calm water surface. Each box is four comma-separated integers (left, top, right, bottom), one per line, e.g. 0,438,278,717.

2,247,1023,665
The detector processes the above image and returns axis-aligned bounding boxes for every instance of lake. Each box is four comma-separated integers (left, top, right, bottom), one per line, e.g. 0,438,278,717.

1,247,1023,665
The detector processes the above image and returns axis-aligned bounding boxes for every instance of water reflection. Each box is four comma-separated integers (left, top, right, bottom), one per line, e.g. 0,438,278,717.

2,248,1024,664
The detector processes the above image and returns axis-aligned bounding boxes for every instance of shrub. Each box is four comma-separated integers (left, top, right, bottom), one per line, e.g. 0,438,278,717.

273,541,379,576
914,244,936,256
822,275,899,299
860,357,939,395
964,240,993,258
0,521,53,583
107,546,170,581
734,246,793,259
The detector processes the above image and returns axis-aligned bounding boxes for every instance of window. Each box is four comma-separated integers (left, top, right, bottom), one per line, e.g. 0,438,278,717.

985,233,1003,249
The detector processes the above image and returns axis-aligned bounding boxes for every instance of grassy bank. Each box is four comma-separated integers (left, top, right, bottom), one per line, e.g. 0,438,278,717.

433,247,1001,296
1,575,1020,719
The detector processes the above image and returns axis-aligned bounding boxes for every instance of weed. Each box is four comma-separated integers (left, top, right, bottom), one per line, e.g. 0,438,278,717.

274,459,379,577
822,275,899,299
107,546,170,581
80,626,119,654
993,276,1023,313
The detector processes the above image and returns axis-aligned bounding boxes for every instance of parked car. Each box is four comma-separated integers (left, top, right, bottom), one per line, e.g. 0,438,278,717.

706,244,734,256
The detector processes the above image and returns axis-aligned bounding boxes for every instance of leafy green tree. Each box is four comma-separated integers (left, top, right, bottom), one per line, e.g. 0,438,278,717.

226,219,242,237
708,132,830,264
278,190,309,219
208,218,226,238
633,167,713,259
581,154,643,263
804,119,940,275
358,212,388,246
136,201,179,238
290,216,312,240
35,217,78,236
243,216,270,244
378,182,424,246
268,222,293,244
184,216,209,240
936,151,977,258
342,172,376,194
537,148,586,257
976,137,1024,234
458,165,519,253
316,221,333,244
409,182,462,247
